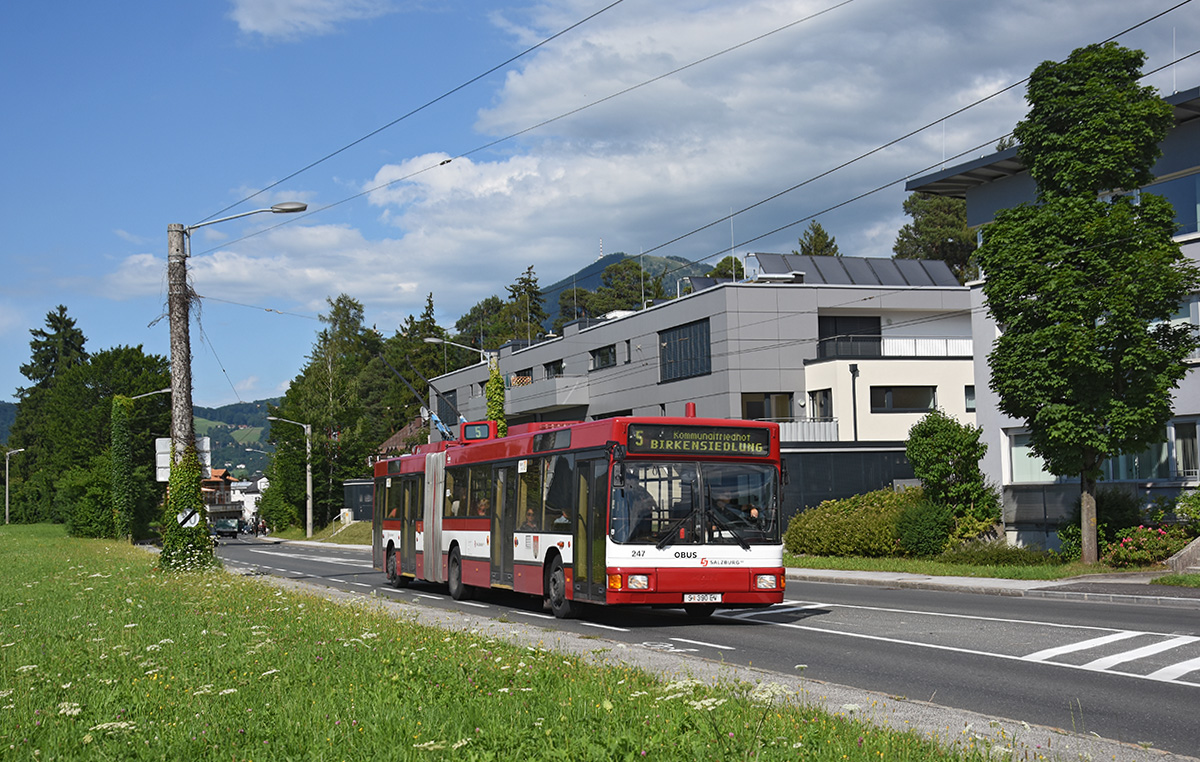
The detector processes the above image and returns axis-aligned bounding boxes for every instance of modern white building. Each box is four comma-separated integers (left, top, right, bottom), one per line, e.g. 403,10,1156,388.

428,253,976,521
908,86,1200,546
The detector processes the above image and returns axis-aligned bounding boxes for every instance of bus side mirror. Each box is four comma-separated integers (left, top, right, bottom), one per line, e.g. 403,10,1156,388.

613,462,625,488
780,460,789,486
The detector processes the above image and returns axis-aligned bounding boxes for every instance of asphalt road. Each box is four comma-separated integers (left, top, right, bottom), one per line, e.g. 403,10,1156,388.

216,536,1200,761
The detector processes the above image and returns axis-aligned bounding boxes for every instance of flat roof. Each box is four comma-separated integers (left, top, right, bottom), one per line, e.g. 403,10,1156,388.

907,86,1200,198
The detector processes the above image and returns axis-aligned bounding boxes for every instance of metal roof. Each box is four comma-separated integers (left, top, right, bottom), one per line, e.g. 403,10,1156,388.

907,86,1200,198
752,253,960,287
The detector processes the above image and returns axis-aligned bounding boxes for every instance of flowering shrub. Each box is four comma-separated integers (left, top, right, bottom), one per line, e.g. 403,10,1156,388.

1101,525,1192,568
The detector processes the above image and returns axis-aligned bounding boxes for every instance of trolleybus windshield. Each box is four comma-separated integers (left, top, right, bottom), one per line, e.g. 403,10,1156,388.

610,461,778,547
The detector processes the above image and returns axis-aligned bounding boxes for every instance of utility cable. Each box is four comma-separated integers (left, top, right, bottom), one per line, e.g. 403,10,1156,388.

195,0,628,227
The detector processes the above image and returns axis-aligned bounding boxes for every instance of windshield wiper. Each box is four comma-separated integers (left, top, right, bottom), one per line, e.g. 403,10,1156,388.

655,505,701,550
709,510,751,551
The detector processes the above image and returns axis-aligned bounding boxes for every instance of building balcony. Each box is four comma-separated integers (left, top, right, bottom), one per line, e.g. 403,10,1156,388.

816,335,972,360
778,418,840,443
505,374,590,415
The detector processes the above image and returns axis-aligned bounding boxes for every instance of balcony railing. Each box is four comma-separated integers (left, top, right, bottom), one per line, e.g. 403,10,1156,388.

817,335,972,359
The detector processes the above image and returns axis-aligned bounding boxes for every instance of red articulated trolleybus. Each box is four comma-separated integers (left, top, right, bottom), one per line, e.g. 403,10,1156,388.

372,407,785,619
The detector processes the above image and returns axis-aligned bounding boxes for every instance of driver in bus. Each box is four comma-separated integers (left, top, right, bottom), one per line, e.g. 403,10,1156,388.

612,475,655,542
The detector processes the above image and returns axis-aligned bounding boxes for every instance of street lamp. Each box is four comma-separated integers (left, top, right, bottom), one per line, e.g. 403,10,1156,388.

131,387,171,400
167,202,307,468
267,416,312,538
5,448,25,525
423,336,492,364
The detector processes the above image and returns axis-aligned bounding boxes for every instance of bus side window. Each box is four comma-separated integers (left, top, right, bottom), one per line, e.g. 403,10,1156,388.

445,467,468,517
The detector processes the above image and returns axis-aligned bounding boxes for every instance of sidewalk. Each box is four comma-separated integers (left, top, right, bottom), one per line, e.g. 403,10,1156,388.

785,567,1200,608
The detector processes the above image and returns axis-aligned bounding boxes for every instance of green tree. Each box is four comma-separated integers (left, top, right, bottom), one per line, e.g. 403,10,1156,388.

111,395,136,541
497,266,549,343
794,220,840,257
454,295,508,354
17,304,88,397
906,410,999,533
485,361,507,437
589,258,665,315
977,43,1197,563
893,192,977,282
555,286,595,333
706,255,745,279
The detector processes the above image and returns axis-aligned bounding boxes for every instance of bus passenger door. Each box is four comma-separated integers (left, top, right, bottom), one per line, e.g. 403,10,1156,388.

423,451,446,583
401,478,418,577
492,465,516,587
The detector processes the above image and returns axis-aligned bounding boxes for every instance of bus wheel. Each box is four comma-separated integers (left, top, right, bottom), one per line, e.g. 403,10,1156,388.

448,548,471,600
386,550,407,589
684,604,717,619
545,557,579,619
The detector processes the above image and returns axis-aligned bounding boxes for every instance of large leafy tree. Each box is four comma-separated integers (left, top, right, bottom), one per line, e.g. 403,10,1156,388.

453,295,508,354
977,43,1196,563
794,220,840,257
893,192,977,282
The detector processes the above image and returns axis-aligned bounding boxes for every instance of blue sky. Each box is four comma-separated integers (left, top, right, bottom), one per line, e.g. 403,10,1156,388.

2,0,1197,408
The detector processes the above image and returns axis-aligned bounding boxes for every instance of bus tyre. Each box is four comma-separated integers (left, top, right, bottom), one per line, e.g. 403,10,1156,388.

545,557,579,619
386,549,407,589
448,548,471,600
684,603,717,619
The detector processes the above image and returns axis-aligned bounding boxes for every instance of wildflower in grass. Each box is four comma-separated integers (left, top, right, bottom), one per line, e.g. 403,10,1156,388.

261,669,279,677
124,623,137,629
91,721,136,734
16,665,37,673
58,702,82,716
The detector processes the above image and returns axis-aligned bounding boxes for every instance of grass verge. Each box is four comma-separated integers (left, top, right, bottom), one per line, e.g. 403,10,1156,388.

1151,573,1200,588
783,552,1119,580
0,524,1006,761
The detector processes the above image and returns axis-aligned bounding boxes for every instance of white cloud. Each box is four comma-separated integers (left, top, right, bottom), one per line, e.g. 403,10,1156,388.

229,0,395,40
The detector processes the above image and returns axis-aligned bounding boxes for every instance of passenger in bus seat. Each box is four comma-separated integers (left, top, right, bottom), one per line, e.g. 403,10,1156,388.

474,498,490,516
519,509,538,532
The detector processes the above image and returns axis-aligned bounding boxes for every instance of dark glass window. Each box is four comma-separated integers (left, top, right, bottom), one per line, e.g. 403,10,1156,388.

591,345,617,370
659,318,711,382
870,386,936,413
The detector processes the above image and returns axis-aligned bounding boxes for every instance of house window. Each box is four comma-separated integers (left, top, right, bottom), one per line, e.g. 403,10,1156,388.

742,392,792,420
965,385,976,413
808,389,832,420
818,315,881,358
1010,432,1054,484
591,345,617,371
659,318,711,382
510,368,533,387
869,386,935,413
544,359,564,379
1176,422,1198,479
436,390,458,427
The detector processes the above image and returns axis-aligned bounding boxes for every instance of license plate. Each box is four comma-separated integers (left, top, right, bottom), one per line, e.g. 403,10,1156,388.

684,593,722,603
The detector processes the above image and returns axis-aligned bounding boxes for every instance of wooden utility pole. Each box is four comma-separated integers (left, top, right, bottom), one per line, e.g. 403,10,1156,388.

167,223,195,461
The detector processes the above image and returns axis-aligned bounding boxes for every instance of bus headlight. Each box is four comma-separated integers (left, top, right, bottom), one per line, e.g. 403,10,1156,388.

627,574,649,590
755,574,778,589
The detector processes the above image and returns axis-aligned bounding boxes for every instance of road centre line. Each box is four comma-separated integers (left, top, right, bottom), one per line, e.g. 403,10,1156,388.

458,601,489,608
515,611,555,620
757,619,1200,689
579,621,629,632
1082,636,1200,671
670,636,735,650
1022,632,1142,662
781,598,1161,634
413,594,442,601
330,578,347,584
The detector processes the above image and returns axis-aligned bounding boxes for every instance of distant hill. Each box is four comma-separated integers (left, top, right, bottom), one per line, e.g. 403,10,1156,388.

539,253,712,331
0,400,14,446
194,398,280,477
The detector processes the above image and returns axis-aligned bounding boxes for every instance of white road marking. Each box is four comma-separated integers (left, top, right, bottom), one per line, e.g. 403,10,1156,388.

1023,632,1141,662
458,601,489,608
1081,636,1200,670
579,621,629,632
670,636,735,650
515,611,554,620
1147,655,1200,682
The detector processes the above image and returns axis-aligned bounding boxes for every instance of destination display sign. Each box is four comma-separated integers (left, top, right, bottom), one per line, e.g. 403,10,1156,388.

625,424,771,456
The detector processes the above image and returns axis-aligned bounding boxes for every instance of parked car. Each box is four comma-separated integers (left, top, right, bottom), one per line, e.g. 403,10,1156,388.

213,518,239,538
